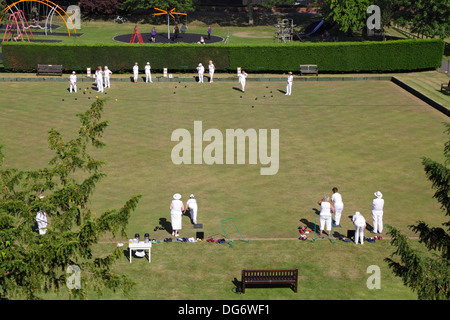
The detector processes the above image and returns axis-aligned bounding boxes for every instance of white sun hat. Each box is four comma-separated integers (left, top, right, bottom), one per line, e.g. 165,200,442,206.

173,193,182,200
374,191,383,199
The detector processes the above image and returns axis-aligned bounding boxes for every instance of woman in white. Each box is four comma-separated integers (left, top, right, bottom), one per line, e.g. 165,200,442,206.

318,195,334,238
285,71,293,95
239,70,248,92
94,66,104,92
372,191,384,234
208,60,215,83
352,212,366,245
145,62,152,83
69,71,77,93
184,194,198,224
197,63,204,83
103,66,112,88
170,193,184,237
133,62,139,83
331,187,344,227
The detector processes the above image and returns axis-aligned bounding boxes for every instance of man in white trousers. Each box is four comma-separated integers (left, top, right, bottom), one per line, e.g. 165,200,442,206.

103,66,112,88
239,70,248,92
208,60,215,83
352,212,366,245
372,191,384,233
331,187,344,227
94,66,104,93
133,62,139,83
197,63,204,83
184,194,198,224
285,71,293,95
69,71,77,93
145,62,153,83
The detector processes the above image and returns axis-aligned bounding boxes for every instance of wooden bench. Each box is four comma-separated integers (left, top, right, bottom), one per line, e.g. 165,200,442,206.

300,64,318,76
37,64,63,76
241,269,298,293
441,80,450,93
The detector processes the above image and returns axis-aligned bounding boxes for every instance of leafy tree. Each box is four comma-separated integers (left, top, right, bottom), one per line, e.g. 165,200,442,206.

120,0,195,14
394,0,450,39
385,122,450,300
79,0,121,16
0,99,142,299
321,0,371,36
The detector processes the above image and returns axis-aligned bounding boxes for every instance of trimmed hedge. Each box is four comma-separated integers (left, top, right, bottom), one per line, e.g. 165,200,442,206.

2,39,444,73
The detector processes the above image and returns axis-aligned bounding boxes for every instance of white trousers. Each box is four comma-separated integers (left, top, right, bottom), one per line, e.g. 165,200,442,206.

372,210,383,233
209,70,214,82
189,205,198,224
133,72,138,82
145,71,152,83
104,77,110,88
70,83,77,93
241,80,246,92
37,221,47,235
198,72,204,83
97,78,104,92
354,224,365,244
320,215,332,231
334,203,344,225
286,83,292,95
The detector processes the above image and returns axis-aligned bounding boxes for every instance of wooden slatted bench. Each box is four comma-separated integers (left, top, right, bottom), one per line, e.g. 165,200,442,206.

37,64,63,76
299,64,318,76
441,80,450,93
241,269,298,293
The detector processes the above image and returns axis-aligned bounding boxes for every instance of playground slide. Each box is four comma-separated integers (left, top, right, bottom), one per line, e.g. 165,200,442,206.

297,20,325,40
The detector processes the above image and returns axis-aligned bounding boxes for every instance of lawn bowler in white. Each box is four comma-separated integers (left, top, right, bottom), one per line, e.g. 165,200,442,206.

133,62,139,83
94,66,104,93
318,195,334,238
145,62,153,83
35,195,48,235
352,211,366,245
208,60,215,83
372,191,384,233
331,187,344,227
170,193,184,237
103,66,112,88
184,194,198,224
285,71,293,95
197,63,205,83
69,71,77,93
239,70,248,92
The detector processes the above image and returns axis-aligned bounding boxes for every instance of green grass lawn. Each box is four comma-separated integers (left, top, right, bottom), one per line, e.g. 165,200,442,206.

0,77,448,300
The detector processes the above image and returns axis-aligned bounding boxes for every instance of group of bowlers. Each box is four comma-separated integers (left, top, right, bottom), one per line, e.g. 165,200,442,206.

69,61,295,96
317,188,385,245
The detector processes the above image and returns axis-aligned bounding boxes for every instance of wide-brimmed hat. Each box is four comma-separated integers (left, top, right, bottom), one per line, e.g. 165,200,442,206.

374,191,383,198
190,194,195,198
173,193,181,200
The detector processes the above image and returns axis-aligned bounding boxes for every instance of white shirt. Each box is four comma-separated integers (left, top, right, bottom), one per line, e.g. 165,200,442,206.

186,198,197,209
353,214,366,227
104,69,112,78
239,72,247,82
197,65,204,74
171,199,183,213
133,65,139,74
209,63,215,73
145,64,151,73
36,210,47,224
69,74,77,84
372,198,384,211
287,74,293,84
320,201,331,216
332,192,343,205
